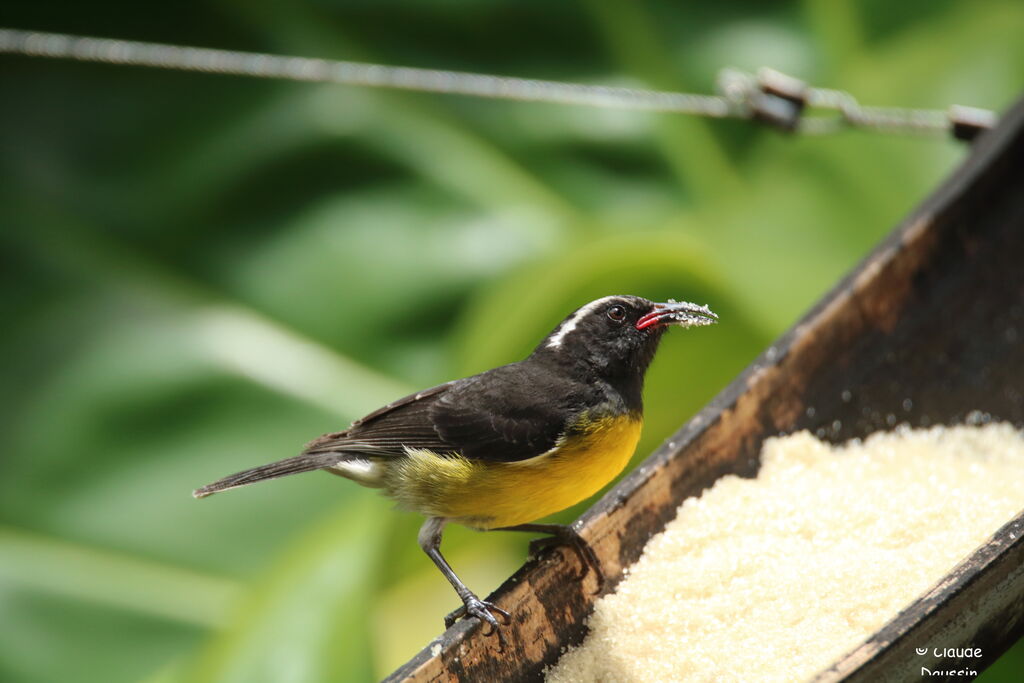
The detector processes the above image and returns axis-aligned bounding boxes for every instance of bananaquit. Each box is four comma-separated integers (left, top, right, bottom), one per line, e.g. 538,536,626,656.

194,295,717,639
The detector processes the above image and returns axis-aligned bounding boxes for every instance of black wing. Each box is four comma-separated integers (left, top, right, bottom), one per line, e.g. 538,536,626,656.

429,363,588,462
304,362,588,463
302,380,456,455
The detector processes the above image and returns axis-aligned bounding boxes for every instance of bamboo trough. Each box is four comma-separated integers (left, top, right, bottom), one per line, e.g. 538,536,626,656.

386,94,1024,682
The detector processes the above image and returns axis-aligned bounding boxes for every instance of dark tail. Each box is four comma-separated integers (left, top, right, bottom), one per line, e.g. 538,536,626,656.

193,452,343,499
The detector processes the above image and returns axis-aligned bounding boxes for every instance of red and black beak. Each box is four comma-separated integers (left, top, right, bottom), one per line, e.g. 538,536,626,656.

636,300,718,330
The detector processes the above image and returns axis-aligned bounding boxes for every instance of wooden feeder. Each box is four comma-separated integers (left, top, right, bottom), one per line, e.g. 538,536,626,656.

386,95,1024,682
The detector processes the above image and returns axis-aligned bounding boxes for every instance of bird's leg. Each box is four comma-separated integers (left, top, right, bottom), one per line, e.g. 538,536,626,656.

418,517,510,645
495,522,604,592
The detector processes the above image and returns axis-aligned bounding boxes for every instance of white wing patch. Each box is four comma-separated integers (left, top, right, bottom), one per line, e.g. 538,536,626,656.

546,295,620,349
330,459,385,488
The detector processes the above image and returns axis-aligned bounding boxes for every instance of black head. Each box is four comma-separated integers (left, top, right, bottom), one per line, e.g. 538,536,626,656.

534,295,718,383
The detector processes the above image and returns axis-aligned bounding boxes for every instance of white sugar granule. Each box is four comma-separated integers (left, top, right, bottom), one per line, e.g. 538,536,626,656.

546,423,1024,683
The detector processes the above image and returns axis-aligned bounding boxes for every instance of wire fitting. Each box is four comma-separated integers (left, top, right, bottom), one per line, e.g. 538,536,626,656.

716,67,995,141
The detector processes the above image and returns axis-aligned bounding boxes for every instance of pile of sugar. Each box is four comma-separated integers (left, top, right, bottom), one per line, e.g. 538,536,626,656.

546,423,1024,683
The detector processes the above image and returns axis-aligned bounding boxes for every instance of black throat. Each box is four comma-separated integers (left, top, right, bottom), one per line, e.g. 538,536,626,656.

531,327,667,415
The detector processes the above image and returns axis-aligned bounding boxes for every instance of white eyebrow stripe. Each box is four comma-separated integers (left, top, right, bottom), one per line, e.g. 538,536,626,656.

546,296,619,349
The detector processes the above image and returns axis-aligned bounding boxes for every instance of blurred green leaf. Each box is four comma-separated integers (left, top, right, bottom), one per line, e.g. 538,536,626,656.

0,527,238,627
0,588,204,683
182,494,387,683
581,0,743,200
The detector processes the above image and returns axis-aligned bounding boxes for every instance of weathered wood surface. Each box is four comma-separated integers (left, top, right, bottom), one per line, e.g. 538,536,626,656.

386,93,1024,683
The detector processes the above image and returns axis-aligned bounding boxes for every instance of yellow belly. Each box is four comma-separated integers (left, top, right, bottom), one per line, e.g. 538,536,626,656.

385,414,642,529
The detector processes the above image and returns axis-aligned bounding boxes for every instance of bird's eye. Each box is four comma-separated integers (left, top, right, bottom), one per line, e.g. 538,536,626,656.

607,305,626,322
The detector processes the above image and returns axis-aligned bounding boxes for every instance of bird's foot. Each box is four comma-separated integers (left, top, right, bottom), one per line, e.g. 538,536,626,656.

528,525,604,592
445,595,511,648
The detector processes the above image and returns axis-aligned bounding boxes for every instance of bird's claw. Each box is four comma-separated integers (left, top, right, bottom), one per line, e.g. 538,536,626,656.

445,596,511,648
528,527,604,593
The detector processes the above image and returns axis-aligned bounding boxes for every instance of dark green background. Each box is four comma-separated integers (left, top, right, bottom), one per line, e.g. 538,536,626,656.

1,1,1022,681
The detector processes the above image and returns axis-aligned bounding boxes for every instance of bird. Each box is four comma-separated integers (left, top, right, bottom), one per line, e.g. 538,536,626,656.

193,295,717,642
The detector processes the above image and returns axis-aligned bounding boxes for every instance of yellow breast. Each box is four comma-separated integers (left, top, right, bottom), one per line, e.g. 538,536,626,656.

386,413,643,529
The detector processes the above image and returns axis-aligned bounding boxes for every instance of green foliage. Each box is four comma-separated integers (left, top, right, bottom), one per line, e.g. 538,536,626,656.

1,1,1022,681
